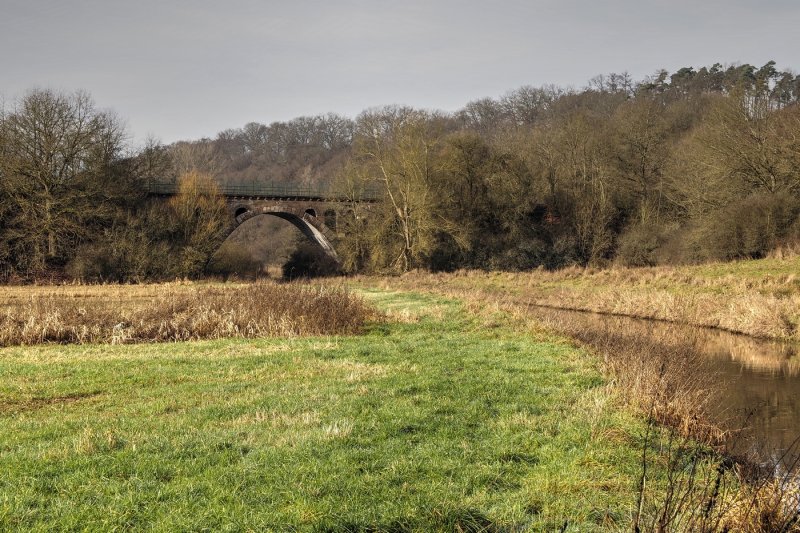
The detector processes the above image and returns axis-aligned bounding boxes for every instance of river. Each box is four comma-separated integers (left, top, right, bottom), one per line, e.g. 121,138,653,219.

526,305,800,469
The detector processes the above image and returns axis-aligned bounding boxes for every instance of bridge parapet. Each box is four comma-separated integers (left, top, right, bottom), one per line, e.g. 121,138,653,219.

146,179,381,202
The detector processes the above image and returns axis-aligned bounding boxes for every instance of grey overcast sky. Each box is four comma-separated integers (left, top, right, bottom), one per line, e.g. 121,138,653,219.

1,0,798,144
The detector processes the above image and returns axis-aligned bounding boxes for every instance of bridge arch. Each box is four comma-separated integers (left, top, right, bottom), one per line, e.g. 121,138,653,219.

227,203,339,261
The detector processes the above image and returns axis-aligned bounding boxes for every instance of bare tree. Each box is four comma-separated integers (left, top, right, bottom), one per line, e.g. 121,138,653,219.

0,89,126,275
168,171,229,277
170,139,223,177
344,107,464,272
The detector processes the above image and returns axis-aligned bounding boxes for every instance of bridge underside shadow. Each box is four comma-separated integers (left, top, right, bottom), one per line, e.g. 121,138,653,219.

226,201,339,262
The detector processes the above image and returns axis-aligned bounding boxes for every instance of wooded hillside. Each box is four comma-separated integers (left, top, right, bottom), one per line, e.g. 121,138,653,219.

1,62,798,280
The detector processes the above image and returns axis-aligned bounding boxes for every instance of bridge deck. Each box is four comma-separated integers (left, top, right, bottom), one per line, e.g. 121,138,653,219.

146,180,381,202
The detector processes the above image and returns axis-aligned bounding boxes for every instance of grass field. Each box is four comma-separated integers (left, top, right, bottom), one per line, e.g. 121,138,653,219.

4,274,798,531
0,287,660,531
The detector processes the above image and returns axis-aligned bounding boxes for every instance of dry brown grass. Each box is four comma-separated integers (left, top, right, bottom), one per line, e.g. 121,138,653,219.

537,310,800,530
375,257,800,341
532,286,798,341
768,243,800,260
478,296,725,447
0,281,376,346
564,322,722,446
719,476,800,532
358,270,798,446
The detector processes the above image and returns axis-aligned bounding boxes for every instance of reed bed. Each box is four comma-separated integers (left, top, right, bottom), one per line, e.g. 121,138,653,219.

0,282,375,346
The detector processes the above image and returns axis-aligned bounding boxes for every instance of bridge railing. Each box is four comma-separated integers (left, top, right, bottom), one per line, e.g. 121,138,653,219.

145,179,382,201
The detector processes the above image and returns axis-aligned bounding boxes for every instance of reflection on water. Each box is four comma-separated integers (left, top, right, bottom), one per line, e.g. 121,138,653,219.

528,306,800,466
703,335,800,376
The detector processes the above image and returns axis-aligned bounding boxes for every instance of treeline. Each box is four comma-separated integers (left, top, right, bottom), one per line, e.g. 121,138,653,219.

170,113,354,187
1,61,799,280
333,62,800,272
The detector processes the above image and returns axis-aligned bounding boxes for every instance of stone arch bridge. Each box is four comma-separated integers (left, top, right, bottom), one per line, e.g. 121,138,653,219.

147,181,379,261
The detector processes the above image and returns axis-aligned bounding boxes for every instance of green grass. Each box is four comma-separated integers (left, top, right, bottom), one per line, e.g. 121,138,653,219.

1,290,651,531
688,255,800,280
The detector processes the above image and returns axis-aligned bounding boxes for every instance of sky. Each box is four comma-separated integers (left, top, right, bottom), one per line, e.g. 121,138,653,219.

1,0,798,145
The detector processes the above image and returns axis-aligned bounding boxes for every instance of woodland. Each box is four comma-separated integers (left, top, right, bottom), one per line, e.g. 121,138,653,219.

1,61,799,281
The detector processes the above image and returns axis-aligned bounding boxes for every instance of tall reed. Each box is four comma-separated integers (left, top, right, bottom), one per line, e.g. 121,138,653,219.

0,282,375,346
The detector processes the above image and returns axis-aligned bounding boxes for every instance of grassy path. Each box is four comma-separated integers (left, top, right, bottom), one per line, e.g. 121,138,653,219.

1,289,651,531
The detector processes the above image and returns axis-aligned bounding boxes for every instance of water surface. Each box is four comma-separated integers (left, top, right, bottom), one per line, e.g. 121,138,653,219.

528,305,800,467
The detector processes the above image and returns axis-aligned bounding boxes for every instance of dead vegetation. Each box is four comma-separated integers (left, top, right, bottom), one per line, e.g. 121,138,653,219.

0,281,375,346
377,258,800,341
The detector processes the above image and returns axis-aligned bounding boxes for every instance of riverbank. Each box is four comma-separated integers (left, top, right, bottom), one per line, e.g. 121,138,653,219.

352,264,800,530
355,260,800,454
368,256,800,341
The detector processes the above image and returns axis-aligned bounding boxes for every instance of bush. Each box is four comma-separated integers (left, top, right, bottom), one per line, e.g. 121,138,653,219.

701,192,800,260
66,225,173,283
208,245,262,280
616,222,672,267
282,242,340,279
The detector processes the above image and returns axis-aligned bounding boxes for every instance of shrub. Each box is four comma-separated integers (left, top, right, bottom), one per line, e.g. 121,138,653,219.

208,245,262,280
0,282,375,346
282,242,340,279
702,192,800,260
616,222,674,267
